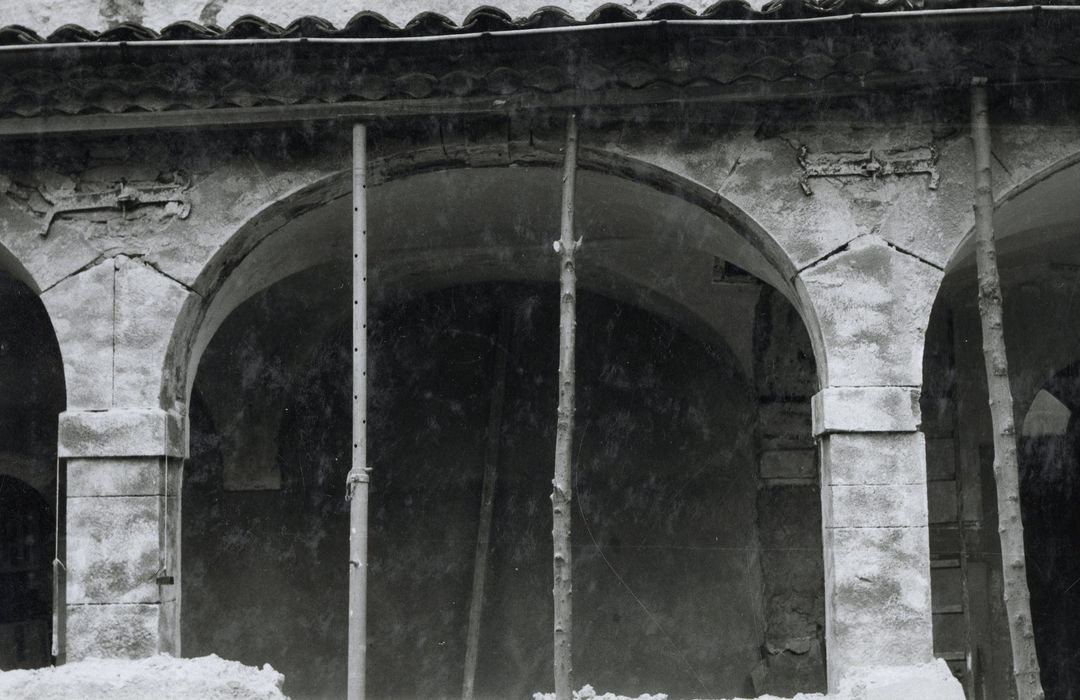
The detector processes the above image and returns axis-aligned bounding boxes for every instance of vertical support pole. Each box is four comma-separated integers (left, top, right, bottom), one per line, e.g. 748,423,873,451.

552,111,579,700
461,306,513,700
347,122,370,700
970,78,1044,700
52,454,66,665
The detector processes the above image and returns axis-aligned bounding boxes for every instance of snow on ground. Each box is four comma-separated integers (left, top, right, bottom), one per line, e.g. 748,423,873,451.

0,657,957,699
533,686,670,700
0,654,286,699
533,660,962,700
531,685,825,700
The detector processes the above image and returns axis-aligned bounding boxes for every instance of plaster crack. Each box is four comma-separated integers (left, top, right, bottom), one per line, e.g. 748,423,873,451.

793,239,854,277
438,119,449,158
247,152,275,199
884,241,945,271
40,254,111,293
991,149,1013,179
716,142,751,194
130,255,202,297
778,135,801,153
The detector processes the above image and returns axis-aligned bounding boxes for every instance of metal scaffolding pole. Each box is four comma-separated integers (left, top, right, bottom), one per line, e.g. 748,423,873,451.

347,122,370,700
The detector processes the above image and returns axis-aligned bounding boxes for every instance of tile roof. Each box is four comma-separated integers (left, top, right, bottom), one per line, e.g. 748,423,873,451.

1,0,1078,132
0,1,1068,45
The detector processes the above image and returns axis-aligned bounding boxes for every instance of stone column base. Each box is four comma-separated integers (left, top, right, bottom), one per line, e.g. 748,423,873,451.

832,659,965,700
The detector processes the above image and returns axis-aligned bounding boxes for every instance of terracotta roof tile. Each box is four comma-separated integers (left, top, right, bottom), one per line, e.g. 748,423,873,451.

2,1,1067,46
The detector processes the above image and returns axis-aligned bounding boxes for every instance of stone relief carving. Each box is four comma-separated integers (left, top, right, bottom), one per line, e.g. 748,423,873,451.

0,170,191,237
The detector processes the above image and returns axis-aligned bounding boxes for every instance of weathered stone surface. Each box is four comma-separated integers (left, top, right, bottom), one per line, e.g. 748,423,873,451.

825,525,933,683
871,134,974,271
66,604,159,661
820,432,926,486
812,386,921,437
823,484,928,529
756,639,827,697
799,235,942,388
759,401,814,450
834,658,965,700
158,599,179,655
59,409,185,458
114,255,193,408
67,495,161,604
41,258,114,410
718,137,863,273
760,448,816,480
67,457,181,498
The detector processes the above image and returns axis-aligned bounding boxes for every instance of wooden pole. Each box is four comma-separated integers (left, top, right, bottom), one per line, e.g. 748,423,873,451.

970,78,1045,700
552,111,579,700
347,122,370,700
461,306,513,700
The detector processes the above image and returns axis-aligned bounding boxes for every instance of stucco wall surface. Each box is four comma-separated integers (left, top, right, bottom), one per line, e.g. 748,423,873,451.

0,0,764,34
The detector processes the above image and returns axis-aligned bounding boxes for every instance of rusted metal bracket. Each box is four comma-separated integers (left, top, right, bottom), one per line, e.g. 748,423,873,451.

37,171,191,237
797,145,939,195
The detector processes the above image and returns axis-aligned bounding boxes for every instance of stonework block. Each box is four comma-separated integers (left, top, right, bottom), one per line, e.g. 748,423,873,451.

799,235,941,388
41,259,114,410
113,255,193,408
820,432,926,487
833,659,965,699
759,401,812,439
59,409,185,458
824,484,928,528
67,457,181,498
760,449,816,480
812,386,921,436
66,603,159,660
824,525,933,681
67,495,162,604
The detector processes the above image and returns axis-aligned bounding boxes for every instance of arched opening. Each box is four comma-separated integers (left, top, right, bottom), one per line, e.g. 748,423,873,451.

923,157,1080,699
0,476,53,670
1018,368,1080,698
0,273,66,671
176,157,824,698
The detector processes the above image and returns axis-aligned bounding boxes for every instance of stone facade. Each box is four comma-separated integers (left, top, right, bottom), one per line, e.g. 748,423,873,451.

2,1,1080,698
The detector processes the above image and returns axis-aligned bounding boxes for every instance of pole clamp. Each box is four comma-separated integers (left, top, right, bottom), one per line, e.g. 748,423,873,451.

345,467,371,500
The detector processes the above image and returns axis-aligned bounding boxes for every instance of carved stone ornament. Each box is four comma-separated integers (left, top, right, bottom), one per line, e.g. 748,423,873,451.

2,170,192,237
797,144,939,195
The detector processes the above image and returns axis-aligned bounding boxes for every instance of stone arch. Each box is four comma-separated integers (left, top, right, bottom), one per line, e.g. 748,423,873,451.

169,142,827,696
934,153,1080,423
944,150,1080,277
1015,360,1080,698
0,260,66,673
923,148,1080,697
161,144,825,412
